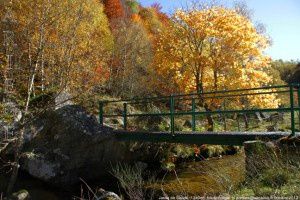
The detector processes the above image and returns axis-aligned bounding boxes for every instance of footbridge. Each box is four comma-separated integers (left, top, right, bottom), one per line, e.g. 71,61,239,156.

99,84,300,146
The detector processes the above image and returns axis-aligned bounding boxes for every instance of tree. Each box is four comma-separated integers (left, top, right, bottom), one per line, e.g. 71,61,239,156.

151,3,169,26
0,0,113,194
289,63,300,84
102,0,125,22
139,7,165,39
153,6,278,130
107,20,153,98
270,60,298,84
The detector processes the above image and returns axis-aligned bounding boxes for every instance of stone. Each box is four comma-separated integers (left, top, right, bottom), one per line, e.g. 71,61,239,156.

5,189,30,200
95,188,122,200
22,153,60,181
0,100,22,138
55,90,73,110
3,101,22,123
20,105,161,188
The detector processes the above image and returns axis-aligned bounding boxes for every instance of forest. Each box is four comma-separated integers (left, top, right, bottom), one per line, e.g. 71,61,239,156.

0,0,300,199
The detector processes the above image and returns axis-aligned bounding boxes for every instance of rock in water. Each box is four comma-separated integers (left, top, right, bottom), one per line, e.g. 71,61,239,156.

5,189,30,200
95,188,122,200
21,105,159,187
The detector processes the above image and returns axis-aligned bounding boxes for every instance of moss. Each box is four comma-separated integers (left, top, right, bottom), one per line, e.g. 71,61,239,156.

158,122,169,131
161,162,176,171
200,145,226,158
171,145,194,159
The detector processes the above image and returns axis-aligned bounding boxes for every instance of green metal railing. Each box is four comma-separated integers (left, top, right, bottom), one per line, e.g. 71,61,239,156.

99,84,300,136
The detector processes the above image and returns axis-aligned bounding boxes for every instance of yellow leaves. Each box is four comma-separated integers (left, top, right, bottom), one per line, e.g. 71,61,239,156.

153,5,278,109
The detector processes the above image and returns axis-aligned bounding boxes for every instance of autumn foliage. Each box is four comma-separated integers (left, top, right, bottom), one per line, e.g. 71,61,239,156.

153,6,278,109
103,0,125,21
0,0,284,109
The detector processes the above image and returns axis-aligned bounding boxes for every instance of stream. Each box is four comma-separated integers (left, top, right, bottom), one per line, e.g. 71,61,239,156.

7,153,245,199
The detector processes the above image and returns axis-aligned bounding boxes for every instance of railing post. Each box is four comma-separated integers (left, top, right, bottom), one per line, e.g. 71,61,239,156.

123,103,127,130
192,98,196,131
170,95,175,134
290,85,295,136
99,101,104,126
237,114,240,132
298,84,300,129
223,99,227,131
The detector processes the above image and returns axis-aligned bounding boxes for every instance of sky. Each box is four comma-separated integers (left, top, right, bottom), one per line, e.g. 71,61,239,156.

139,0,300,61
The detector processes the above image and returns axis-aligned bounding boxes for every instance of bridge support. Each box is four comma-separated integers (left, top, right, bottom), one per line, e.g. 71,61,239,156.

192,98,196,131
123,103,127,130
170,95,175,134
290,85,295,136
99,101,104,126
298,86,300,129
244,140,272,179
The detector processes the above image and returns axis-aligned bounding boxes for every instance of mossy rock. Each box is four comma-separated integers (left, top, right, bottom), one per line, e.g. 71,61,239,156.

200,145,226,158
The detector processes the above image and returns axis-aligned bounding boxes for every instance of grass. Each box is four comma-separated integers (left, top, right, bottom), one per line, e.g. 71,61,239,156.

148,140,300,198
233,141,300,198
110,162,157,200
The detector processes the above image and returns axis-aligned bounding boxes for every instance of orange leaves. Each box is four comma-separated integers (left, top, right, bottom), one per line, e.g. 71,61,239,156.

131,13,141,22
103,0,125,21
93,65,110,83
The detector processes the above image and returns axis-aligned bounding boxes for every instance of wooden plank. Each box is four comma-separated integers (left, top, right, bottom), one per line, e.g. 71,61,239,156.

113,131,294,146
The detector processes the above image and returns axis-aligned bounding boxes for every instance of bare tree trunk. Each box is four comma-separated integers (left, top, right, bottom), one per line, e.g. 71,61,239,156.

195,73,214,131
25,46,43,111
204,104,214,131
41,53,45,92
6,4,47,193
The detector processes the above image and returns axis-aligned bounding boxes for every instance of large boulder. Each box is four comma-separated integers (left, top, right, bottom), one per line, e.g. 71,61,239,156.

55,90,73,110
21,105,161,187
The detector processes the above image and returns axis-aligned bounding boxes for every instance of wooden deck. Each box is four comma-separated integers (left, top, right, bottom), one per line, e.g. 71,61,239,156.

114,131,296,146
